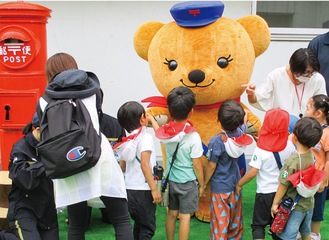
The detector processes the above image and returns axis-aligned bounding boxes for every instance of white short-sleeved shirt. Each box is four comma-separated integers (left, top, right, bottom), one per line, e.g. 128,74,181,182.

249,140,296,193
252,66,327,117
124,129,157,190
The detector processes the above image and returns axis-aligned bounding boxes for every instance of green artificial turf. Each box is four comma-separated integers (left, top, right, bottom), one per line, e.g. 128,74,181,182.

58,178,329,239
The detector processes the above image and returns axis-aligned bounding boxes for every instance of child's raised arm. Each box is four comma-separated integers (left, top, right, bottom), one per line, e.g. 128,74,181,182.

146,113,160,132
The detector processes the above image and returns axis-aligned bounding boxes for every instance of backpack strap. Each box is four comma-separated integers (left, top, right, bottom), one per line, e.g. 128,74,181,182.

41,92,52,102
273,152,301,210
273,152,282,170
135,156,149,183
36,93,52,121
161,143,180,193
291,194,301,210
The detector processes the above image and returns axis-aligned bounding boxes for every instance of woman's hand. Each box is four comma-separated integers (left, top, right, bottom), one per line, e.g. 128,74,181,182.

241,84,257,103
241,83,256,95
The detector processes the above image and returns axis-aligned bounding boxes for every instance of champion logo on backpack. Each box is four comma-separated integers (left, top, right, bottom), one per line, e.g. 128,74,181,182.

67,146,87,161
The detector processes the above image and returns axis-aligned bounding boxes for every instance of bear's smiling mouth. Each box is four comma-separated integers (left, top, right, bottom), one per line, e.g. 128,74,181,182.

180,79,215,88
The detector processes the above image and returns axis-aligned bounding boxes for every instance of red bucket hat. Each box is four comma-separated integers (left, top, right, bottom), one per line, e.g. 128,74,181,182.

257,108,290,152
155,120,196,139
286,164,327,198
287,164,327,188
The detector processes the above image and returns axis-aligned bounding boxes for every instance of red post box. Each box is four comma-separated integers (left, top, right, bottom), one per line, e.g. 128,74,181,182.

0,1,51,170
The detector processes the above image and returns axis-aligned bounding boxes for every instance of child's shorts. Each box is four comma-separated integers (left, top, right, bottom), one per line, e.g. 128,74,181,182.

312,187,328,221
168,180,198,214
277,209,313,240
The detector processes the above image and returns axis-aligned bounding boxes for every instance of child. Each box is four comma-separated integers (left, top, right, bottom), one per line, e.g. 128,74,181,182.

236,108,296,240
204,99,249,239
149,86,205,240
305,94,329,240
0,113,59,240
271,117,323,240
116,101,162,240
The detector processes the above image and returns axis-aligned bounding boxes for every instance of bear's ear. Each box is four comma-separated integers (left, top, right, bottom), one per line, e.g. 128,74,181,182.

237,15,271,58
133,21,165,61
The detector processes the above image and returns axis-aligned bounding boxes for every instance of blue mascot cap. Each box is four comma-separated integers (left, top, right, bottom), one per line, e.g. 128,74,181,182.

170,1,224,28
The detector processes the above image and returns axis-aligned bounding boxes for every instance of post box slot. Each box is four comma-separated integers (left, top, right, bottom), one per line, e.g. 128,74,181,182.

4,38,23,43
4,105,10,120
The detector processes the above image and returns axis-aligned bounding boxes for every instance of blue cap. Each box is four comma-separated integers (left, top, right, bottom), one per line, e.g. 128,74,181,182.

170,1,224,28
32,112,40,128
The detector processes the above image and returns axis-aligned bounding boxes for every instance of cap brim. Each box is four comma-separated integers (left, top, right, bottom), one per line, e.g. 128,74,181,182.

155,121,195,139
232,134,253,146
257,132,289,152
175,17,219,27
155,127,173,139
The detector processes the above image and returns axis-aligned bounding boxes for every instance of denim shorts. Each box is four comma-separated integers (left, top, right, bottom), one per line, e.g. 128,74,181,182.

168,180,198,214
277,209,313,240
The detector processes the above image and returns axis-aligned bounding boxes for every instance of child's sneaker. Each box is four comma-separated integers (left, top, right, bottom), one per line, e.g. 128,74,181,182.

311,232,321,240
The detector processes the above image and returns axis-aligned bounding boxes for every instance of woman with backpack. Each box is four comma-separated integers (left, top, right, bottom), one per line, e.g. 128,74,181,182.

37,53,133,240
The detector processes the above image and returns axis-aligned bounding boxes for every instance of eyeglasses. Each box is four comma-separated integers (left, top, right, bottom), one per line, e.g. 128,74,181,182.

301,70,316,77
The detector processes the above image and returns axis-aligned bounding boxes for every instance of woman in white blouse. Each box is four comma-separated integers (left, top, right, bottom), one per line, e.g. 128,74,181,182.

243,48,327,119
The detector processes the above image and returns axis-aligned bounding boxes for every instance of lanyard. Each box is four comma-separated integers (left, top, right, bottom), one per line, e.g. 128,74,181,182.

294,83,305,118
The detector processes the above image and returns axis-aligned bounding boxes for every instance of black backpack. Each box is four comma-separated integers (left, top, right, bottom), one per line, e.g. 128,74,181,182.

36,94,102,179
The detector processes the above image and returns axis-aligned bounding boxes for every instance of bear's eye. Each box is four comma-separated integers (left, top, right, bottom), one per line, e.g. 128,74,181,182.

217,55,233,68
164,58,178,71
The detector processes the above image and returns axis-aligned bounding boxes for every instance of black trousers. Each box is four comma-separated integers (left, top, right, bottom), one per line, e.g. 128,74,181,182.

67,196,133,240
0,209,59,240
127,190,156,240
251,192,276,239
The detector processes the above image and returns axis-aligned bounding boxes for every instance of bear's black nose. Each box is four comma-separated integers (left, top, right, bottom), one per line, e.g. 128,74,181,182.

188,70,205,84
